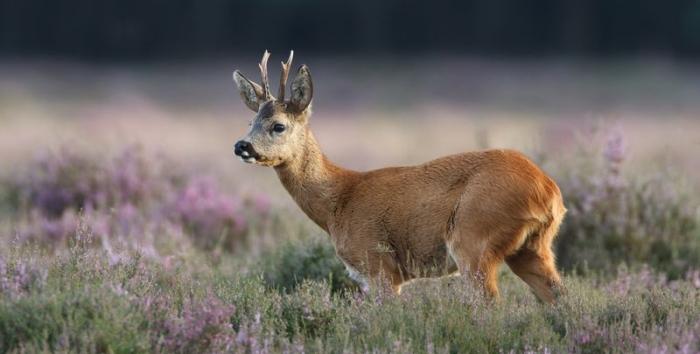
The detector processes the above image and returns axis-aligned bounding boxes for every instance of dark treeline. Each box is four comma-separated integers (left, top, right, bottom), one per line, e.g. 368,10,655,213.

1,0,700,60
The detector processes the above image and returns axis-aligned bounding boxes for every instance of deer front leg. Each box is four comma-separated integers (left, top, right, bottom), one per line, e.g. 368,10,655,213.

370,254,405,295
339,251,405,295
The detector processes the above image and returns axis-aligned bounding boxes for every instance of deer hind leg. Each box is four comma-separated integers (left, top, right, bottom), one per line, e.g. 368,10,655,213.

447,234,504,300
506,247,562,303
446,213,504,299
446,206,536,301
505,219,564,303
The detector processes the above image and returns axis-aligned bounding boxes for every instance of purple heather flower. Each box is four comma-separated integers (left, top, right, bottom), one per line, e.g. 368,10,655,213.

251,193,271,215
14,145,272,252
603,127,626,166
0,257,7,294
162,295,236,352
171,176,250,247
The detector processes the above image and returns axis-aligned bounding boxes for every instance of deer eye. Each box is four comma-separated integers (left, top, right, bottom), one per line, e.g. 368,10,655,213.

272,123,286,134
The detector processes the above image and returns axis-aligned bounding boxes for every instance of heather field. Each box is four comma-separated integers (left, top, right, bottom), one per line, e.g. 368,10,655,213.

1,59,699,353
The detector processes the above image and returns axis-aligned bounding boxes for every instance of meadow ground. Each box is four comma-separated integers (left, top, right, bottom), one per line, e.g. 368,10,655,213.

0,58,699,353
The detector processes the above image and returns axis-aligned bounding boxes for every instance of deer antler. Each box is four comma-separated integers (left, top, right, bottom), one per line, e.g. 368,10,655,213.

278,50,294,101
258,50,272,100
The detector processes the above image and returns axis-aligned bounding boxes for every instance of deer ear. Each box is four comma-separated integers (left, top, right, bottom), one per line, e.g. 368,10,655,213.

233,70,264,112
289,65,313,113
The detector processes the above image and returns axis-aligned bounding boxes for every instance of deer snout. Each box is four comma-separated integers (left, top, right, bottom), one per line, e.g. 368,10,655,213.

234,140,259,162
234,140,249,156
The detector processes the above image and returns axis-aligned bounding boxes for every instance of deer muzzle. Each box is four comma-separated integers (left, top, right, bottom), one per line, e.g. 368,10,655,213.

234,140,260,163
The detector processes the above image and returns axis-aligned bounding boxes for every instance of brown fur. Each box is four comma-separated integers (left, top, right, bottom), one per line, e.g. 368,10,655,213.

233,52,566,302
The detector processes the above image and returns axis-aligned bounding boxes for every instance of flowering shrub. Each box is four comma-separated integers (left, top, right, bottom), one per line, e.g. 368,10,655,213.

279,280,337,338
0,255,47,299
0,225,698,353
6,146,271,253
20,148,102,217
169,176,247,251
161,295,236,353
554,128,700,278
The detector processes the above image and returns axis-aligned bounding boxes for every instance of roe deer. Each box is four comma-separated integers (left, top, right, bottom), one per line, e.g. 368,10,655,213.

232,51,566,303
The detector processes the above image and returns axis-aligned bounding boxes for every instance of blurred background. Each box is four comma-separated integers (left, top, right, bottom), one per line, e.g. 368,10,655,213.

2,0,700,178
1,1,699,193
4,0,700,58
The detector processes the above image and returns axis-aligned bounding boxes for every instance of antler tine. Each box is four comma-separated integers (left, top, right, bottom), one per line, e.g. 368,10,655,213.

278,50,294,101
258,50,272,100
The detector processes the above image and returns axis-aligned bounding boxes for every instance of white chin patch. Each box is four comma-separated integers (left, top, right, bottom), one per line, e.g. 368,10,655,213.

238,156,257,163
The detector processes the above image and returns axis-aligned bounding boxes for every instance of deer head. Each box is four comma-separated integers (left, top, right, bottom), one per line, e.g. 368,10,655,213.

232,50,313,167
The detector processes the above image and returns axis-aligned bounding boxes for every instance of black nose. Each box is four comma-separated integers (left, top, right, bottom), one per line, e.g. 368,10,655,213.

234,140,249,156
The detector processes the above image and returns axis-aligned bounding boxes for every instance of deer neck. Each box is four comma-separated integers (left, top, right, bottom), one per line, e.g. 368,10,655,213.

274,128,353,232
